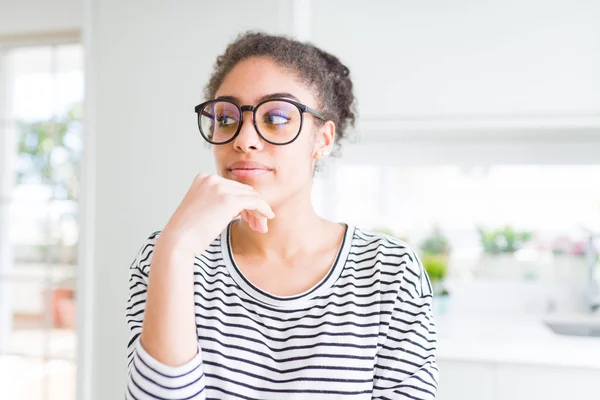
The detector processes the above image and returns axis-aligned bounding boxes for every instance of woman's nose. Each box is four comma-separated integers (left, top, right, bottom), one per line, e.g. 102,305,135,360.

233,111,263,152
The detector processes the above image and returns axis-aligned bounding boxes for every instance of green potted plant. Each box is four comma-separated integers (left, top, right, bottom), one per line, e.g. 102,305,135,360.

419,225,451,315
476,225,534,279
477,225,533,254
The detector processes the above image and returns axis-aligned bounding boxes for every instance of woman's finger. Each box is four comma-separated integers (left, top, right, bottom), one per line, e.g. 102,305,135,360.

236,195,275,220
244,210,268,233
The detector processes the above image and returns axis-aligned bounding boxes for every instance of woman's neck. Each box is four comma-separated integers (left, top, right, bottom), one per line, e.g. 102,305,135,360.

231,191,331,261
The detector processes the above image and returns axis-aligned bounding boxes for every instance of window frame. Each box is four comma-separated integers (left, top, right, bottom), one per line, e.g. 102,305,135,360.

0,30,83,400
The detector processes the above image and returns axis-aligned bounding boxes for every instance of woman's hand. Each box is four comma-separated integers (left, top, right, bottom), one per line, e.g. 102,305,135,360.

162,173,275,251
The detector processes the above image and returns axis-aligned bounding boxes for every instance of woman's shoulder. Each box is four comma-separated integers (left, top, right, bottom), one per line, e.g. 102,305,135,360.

350,225,431,298
351,225,417,257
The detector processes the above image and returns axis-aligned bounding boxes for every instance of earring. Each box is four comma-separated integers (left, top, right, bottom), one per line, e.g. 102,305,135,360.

316,150,329,159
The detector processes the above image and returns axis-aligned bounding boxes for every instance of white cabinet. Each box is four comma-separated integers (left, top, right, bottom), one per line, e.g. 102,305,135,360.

437,360,496,400
436,360,599,400
495,364,599,400
311,0,600,121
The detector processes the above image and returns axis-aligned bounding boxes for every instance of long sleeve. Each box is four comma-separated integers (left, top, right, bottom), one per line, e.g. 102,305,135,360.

125,232,206,400
372,249,439,400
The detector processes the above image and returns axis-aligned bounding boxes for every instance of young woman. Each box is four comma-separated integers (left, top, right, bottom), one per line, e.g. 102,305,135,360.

126,32,438,399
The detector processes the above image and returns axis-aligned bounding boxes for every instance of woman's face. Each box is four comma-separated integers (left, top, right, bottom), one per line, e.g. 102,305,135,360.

212,56,334,208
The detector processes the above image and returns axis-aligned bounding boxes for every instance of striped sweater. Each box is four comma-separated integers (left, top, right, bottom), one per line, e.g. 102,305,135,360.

126,222,438,399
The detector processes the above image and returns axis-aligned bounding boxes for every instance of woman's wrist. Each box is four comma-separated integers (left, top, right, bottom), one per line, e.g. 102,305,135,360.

154,228,196,261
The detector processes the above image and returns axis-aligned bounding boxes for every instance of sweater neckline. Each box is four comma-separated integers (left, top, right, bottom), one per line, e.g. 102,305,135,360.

220,220,355,308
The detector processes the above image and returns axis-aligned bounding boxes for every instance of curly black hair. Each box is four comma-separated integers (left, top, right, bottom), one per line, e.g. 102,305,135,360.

204,31,357,157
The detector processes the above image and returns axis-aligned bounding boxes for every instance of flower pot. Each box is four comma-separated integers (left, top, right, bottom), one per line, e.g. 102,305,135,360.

433,293,450,316
50,288,76,329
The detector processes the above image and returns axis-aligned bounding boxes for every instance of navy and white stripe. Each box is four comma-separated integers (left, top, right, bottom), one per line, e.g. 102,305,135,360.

126,223,438,399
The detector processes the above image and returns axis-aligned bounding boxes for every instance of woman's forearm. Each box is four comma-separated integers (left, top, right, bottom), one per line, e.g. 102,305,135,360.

139,231,200,367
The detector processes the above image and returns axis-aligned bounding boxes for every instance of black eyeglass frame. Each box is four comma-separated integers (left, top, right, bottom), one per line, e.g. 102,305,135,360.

194,98,327,146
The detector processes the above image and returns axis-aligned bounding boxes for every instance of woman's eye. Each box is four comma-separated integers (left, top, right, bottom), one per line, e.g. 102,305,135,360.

265,112,291,125
216,115,236,126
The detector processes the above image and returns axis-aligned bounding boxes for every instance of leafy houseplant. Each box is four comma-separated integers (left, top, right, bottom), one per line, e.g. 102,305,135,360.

477,225,533,254
17,103,82,197
421,253,448,285
419,227,450,295
420,226,451,255
419,226,450,315
476,225,536,280
418,225,452,315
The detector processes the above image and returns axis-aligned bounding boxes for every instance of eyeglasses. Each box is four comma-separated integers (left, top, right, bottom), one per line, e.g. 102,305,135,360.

194,98,326,145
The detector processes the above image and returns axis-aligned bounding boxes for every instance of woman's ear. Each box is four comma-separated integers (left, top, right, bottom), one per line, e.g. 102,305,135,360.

312,120,336,159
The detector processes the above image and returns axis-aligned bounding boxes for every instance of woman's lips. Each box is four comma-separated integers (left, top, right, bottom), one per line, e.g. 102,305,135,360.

227,161,272,179
228,168,272,179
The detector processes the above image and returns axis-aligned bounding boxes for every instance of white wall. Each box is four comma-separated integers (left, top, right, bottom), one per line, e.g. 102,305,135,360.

0,0,82,36
84,1,294,398
311,0,600,165
312,0,600,119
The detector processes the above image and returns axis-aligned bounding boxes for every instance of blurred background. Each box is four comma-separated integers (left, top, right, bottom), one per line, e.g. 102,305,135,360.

0,0,599,399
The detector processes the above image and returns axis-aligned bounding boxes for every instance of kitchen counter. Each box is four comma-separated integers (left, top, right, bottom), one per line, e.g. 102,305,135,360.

436,314,600,369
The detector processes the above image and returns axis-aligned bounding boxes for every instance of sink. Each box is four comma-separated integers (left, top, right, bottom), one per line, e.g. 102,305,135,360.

544,315,600,338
